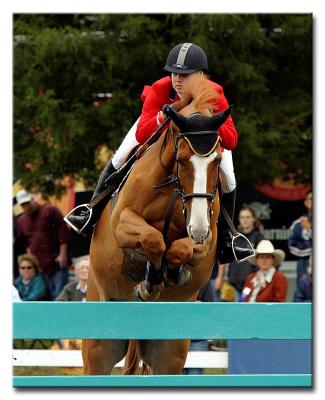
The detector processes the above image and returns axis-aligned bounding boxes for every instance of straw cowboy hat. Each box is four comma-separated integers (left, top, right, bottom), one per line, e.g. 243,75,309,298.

249,240,285,267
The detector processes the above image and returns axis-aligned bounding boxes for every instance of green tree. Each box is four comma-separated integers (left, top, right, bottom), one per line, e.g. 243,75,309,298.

13,14,312,196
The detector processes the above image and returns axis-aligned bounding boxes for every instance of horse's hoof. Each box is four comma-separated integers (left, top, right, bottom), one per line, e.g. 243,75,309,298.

178,265,192,287
164,265,192,287
134,281,162,302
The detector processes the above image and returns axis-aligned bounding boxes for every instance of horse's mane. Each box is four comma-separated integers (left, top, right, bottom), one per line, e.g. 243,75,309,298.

176,74,220,116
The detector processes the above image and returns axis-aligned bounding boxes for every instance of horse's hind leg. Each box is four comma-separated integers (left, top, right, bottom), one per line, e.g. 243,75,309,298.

82,270,129,375
139,340,190,374
82,339,129,375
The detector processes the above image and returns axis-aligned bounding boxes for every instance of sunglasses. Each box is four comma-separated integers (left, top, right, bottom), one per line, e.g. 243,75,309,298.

20,266,33,270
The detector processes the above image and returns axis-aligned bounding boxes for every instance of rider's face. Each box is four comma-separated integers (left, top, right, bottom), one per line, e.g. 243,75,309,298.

171,72,201,98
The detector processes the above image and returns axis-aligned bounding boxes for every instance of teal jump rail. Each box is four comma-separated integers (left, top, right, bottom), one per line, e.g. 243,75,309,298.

13,302,312,340
13,302,312,388
13,374,312,387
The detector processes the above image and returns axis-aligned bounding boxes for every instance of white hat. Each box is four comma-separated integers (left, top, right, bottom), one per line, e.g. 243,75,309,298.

16,189,33,205
249,240,285,267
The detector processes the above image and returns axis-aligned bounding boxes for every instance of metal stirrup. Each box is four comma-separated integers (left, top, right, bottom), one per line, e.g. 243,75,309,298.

231,232,255,263
63,204,93,233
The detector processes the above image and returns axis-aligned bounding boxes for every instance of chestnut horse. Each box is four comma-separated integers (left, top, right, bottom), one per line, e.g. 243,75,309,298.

82,76,232,375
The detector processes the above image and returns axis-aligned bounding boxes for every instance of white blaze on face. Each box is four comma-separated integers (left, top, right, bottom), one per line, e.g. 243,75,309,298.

188,152,217,243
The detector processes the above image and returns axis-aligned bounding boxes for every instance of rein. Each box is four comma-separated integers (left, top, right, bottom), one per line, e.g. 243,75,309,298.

89,117,172,209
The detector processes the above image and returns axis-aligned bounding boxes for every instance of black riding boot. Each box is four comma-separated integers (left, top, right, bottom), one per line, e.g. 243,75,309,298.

64,158,118,235
217,189,255,264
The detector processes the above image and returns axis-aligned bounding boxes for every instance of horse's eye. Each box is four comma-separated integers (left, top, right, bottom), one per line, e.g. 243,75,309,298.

177,158,185,166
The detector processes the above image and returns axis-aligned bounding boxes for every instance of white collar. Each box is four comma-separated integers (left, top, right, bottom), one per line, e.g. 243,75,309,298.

263,266,276,283
76,282,87,293
251,267,276,288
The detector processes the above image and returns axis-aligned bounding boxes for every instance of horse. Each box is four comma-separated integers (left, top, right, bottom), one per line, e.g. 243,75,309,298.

82,75,232,375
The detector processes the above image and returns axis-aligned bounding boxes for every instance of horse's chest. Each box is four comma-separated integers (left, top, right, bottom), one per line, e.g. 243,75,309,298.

143,195,185,230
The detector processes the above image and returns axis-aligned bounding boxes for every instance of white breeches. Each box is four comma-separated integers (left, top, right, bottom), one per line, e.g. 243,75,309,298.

111,117,236,193
112,117,140,169
220,149,236,193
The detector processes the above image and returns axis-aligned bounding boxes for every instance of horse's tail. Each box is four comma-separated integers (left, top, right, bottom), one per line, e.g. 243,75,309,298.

123,340,149,375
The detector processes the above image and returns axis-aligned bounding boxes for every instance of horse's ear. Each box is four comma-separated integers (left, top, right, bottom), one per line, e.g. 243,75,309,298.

169,108,188,132
211,105,233,130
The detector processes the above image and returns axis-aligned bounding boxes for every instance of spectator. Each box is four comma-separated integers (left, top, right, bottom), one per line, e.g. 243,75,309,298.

239,240,288,302
288,190,312,283
15,189,71,300
183,279,216,375
56,256,89,301
14,253,49,301
294,255,312,302
227,206,264,297
53,256,90,351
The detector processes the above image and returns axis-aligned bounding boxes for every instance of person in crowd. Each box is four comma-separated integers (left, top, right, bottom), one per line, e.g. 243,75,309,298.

227,206,264,297
183,279,216,375
14,253,49,301
53,256,90,350
239,240,288,302
294,255,312,302
288,190,312,283
65,42,253,264
15,189,71,300
56,256,89,301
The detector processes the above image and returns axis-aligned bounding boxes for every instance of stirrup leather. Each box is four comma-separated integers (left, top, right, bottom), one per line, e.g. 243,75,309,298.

63,204,93,234
232,232,255,263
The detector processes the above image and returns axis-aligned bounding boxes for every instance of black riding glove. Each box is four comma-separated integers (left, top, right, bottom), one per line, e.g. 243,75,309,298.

162,104,174,117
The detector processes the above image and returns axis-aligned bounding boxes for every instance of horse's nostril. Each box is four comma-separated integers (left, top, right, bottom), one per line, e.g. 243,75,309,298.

187,226,210,244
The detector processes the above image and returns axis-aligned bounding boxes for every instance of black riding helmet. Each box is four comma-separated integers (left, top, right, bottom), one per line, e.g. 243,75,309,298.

164,43,208,75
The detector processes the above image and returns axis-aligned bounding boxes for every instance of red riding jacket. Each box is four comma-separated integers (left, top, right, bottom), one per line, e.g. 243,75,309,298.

135,76,238,151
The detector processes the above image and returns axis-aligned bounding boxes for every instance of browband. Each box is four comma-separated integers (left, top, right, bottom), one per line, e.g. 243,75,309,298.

177,131,220,157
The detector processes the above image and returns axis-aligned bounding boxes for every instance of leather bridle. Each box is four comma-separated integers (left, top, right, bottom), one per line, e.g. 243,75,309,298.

173,126,221,207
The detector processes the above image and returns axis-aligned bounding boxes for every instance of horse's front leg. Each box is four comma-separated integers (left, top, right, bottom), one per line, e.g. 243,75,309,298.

164,237,194,286
164,231,214,286
115,207,166,300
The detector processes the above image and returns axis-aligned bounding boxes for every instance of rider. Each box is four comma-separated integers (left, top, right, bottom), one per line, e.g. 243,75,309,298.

65,42,254,264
